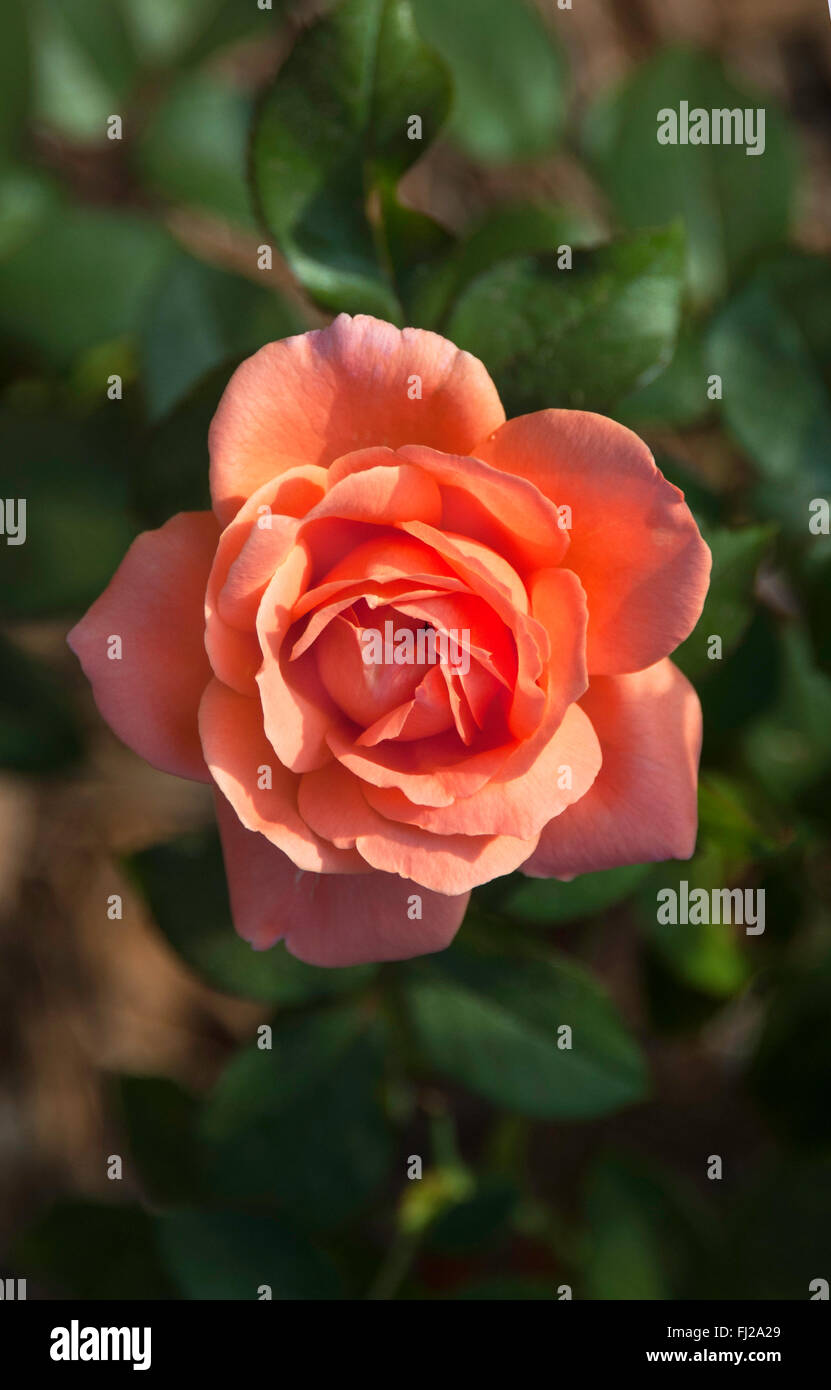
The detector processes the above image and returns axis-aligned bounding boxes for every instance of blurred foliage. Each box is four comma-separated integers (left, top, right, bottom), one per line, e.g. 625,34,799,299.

2,0,831,1304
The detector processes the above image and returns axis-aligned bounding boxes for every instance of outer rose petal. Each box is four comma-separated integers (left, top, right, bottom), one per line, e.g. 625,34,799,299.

199,678,365,874
477,410,711,674
215,793,468,966
209,314,506,526
522,659,702,878
67,511,218,781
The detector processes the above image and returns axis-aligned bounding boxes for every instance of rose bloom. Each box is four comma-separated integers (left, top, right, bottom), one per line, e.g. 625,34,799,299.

69,315,710,967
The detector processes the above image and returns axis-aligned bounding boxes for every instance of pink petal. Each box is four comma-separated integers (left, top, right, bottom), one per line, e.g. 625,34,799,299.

67,511,218,781
200,678,363,873
297,761,537,893
209,314,505,526
477,411,711,674
522,659,702,877
216,793,468,966
363,701,601,839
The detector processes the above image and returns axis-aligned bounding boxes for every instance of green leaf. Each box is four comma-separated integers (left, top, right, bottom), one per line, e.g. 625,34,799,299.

501,864,650,927
0,408,137,618
117,1075,207,1205
637,844,750,1000
426,1176,517,1254
200,1005,392,1229
405,941,647,1119
0,633,83,772
742,623,831,805
581,1156,714,1300
47,0,138,93
132,363,220,524
127,825,376,1004
446,224,685,415
411,0,566,162
709,258,831,532
157,1210,341,1299
251,0,451,317
673,524,775,681
14,1201,175,1299
750,948,831,1148
124,0,285,67
0,165,61,262
409,203,600,330
652,452,724,532
584,47,798,306
616,318,713,428
137,252,300,420
136,72,256,226
375,175,453,318
0,0,32,156
697,773,777,862
0,205,170,369
31,0,137,142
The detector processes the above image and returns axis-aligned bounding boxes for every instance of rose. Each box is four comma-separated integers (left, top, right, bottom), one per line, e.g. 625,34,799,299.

69,314,710,967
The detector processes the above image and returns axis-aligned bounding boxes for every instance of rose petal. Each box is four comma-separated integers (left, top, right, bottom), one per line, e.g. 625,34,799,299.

209,313,505,525
200,679,363,872
216,792,467,965
477,410,711,674
363,700,601,839
522,659,702,877
67,511,218,781
297,761,538,893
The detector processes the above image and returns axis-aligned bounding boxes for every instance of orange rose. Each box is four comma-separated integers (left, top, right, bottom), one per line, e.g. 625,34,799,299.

69,314,710,966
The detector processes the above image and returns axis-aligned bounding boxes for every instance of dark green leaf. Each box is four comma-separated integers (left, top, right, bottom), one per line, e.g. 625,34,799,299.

581,1156,714,1300
0,165,61,262
405,940,647,1118
47,0,138,93
128,825,376,1004
136,73,256,226
251,0,451,317
201,1005,391,1229
0,0,31,155
709,260,831,532
0,206,171,368
502,865,650,927
13,1201,174,1299
117,1075,207,1204
426,1176,517,1253
157,1209,341,1299
0,408,137,618
137,252,300,420
409,203,600,331
584,47,797,305
31,0,136,141
616,319,713,428
133,363,219,523
741,624,831,804
446,224,685,415
411,0,566,162
750,949,831,1148
673,524,775,681
637,844,750,999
